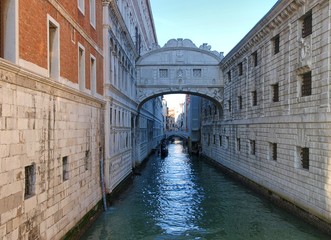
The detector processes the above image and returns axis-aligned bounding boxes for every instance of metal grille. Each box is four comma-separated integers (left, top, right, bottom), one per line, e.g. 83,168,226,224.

301,71,312,96
273,35,280,54
252,51,258,67
300,147,309,170
238,62,243,76
252,91,257,106
159,69,168,78
63,156,69,181
302,11,312,38
193,69,202,77
25,165,35,199
272,143,277,161
272,83,279,102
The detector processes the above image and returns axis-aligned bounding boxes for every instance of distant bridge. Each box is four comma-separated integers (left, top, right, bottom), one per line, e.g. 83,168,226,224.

165,130,190,140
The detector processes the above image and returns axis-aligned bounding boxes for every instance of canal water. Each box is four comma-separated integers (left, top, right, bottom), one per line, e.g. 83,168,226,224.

81,141,330,240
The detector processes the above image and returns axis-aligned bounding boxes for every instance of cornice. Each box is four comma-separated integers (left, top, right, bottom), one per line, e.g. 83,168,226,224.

0,59,105,108
220,0,305,69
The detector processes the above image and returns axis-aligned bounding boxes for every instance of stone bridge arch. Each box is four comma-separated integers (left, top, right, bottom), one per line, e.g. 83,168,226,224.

136,39,224,108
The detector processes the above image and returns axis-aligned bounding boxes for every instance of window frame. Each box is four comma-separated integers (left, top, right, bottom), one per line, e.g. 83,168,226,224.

89,0,96,28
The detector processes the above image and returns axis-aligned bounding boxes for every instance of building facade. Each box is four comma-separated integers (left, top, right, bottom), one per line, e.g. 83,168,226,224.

102,0,162,193
0,0,104,239
201,0,331,227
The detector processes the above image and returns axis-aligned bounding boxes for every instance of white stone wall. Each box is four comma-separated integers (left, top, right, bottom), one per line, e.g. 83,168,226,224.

0,61,104,239
202,0,331,224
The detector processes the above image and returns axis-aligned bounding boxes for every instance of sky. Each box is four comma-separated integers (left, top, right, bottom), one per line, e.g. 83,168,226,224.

149,0,279,109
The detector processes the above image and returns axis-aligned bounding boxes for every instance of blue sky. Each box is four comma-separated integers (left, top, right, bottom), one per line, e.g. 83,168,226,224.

150,0,278,55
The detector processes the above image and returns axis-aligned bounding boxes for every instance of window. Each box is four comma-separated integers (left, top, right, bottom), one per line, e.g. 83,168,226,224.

63,156,69,181
301,71,312,96
193,69,202,77
24,164,35,199
238,62,243,76
252,90,257,106
250,140,256,155
78,0,85,14
159,69,168,78
299,147,309,170
252,51,258,67
272,83,279,102
236,138,241,152
270,143,277,161
273,34,280,54
213,135,216,144
78,44,86,90
227,71,231,82
302,11,312,38
226,136,229,149
238,95,243,110
228,100,231,112
90,55,96,95
219,135,222,146
85,150,90,170
208,134,210,146
48,17,60,80
89,0,96,28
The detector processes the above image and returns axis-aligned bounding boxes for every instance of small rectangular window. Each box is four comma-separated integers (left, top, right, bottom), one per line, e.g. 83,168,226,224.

252,90,257,106
48,17,60,80
78,44,86,90
227,71,231,82
226,136,229,149
63,156,69,181
236,138,241,152
193,69,202,77
238,95,243,110
273,34,280,54
228,100,231,112
238,62,243,76
89,0,96,28
270,143,277,161
301,71,312,96
252,51,258,67
85,150,90,171
213,135,216,144
159,69,168,78
272,83,279,102
78,0,85,14
219,135,222,146
208,134,210,146
250,140,256,155
302,11,312,38
24,164,36,199
300,147,309,170
90,55,96,95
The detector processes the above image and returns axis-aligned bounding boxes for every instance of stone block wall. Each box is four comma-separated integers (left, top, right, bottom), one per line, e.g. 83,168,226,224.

202,0,331,225
0,60,104,239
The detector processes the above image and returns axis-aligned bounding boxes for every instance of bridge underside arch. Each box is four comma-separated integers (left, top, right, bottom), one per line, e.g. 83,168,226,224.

136,39,224,110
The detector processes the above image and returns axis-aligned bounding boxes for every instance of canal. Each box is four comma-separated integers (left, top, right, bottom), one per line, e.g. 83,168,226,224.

82,141,330,240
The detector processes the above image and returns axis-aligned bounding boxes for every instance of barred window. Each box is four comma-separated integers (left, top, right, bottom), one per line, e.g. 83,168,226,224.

270,143,277,161
238,95,243,110
273,34,280,54
238,62,243,76
159,69,168,78
219,135,222,146
236,138,241,152
25,164,36,199
272,83,279,102
250,140,256,155
193,69,202,77
301,71,312,96
63,156,69,181
213,135,216,144
227,71,231,82
252,51,258,67
252,91,257,106
302,11,312,38
300,147,309,170
228,100,231,112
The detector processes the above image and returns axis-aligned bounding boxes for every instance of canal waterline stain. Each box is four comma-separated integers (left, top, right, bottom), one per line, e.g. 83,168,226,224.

81,142,330,239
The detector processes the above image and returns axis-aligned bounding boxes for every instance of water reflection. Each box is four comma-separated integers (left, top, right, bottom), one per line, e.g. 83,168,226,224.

151,141,203,235
81,142,330,240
